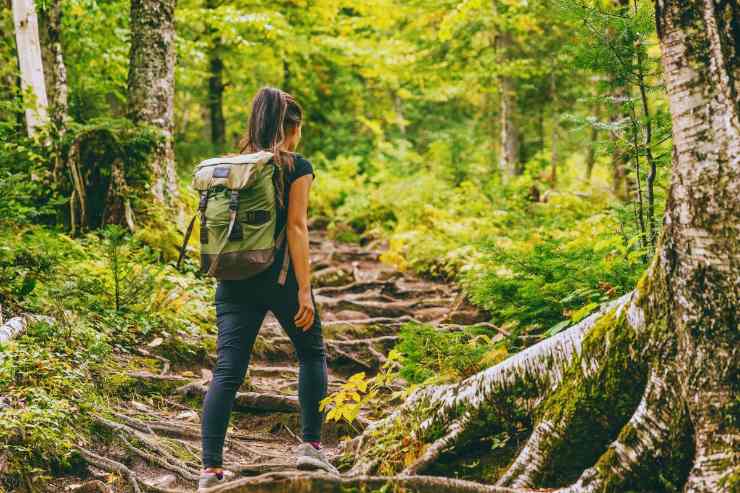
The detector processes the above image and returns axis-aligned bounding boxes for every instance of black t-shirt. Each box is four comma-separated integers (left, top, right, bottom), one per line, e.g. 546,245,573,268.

275,153,315,240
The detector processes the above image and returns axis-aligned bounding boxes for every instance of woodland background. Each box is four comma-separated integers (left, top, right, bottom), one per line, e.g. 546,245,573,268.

0,0,722,491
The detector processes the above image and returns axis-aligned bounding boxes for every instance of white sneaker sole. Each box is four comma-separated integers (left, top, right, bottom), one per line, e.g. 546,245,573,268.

296,456,339,475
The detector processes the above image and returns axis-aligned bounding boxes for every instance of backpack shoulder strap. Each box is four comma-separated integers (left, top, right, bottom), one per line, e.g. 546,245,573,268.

176,190,209,270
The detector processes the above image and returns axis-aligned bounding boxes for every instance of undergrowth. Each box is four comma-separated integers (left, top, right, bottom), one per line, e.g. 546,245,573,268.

0,223,214,489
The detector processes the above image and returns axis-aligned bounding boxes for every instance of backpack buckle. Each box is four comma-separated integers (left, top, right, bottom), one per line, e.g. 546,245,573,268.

199,191,209,244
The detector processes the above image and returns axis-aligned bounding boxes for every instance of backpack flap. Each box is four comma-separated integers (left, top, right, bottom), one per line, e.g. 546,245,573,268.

192,151,274,191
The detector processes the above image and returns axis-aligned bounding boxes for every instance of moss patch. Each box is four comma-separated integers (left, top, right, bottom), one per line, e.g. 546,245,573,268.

534,307,648,486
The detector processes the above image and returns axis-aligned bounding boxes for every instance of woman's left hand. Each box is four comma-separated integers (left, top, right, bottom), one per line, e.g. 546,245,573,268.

294,286,315,331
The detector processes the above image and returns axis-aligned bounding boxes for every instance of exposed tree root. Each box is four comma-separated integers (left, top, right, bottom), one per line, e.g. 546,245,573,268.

126,371,190,395
120,435,200,481
257,334,398,373
94,415,201,481
495,419,558,488
227,461,297,476
178,383,300,412
78,446,186,493
206,471,521,493
316,297,423,318
321,315,420,327
346,293,633,475
402,413,472,475
69,480,114,493
77,447,143,493
553,370,688,493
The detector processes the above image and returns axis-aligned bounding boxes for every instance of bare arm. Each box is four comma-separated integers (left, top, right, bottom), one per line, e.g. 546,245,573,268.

286,174,314,330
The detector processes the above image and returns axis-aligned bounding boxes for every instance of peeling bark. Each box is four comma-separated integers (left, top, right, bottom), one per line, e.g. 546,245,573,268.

654,0,740,489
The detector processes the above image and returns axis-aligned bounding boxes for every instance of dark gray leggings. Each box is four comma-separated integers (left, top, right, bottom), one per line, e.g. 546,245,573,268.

201,265,327,468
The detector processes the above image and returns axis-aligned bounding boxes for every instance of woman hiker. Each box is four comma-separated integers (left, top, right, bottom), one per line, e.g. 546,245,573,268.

198,87,338,491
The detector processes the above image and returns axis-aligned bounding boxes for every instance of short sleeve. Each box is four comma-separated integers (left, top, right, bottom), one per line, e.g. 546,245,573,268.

288,155,315,185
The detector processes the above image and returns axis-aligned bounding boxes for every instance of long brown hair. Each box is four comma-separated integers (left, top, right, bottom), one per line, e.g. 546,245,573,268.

239,87,303,207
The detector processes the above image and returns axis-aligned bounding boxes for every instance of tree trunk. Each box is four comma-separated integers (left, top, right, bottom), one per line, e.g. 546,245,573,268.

585,100,600,182
652,1,738,489
127,0,178,206
549,74,559,186
11,0,49,136
498,32,521,178
37,0,67,128
250,2,735,493
206,0,226,153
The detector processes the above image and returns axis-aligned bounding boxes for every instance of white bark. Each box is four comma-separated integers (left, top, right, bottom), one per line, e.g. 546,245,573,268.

430,293,631,419
655,1,740,490
12,0,49,136
497,31,520,177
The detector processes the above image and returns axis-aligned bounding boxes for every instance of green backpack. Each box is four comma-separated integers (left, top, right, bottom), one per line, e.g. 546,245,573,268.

177,150,290,284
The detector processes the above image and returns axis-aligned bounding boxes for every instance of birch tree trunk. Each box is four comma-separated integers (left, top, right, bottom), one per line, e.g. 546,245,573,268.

652,1,738,489
37,0,67,128
11,0,49,136
127,0,178,206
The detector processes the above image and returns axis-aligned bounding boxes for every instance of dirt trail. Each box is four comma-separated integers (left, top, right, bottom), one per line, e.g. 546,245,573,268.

62,229,488,493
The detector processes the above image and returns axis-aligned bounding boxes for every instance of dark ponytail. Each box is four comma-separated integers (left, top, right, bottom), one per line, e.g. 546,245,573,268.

239,87,303,207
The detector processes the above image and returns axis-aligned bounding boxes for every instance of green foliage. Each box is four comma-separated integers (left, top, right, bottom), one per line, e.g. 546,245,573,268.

101,225,163,312
0,318,108,483
0,106,59,226
463,209,643,338
396,323,508,384
0,222,214,487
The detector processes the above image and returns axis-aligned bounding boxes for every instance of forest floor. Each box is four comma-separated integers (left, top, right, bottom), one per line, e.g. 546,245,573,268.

50,227,490,493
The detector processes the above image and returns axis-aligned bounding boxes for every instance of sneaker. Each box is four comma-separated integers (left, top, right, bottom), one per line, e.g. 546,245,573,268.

197,470,225,491
295,443,340,475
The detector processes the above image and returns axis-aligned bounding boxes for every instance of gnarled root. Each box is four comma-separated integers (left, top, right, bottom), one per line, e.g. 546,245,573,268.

208,471,521,493
345,293,633,476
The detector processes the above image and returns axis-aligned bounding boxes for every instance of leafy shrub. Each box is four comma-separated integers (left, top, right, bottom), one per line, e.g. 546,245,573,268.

0,109,59,226
462,210,643,338
396,323,508,384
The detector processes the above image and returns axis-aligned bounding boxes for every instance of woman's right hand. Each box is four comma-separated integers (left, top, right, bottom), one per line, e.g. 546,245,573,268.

294,286,315,331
